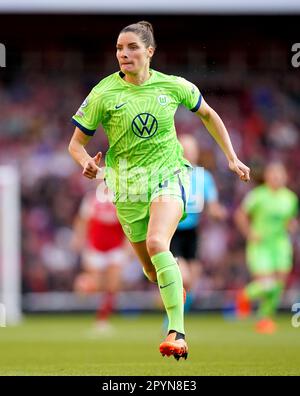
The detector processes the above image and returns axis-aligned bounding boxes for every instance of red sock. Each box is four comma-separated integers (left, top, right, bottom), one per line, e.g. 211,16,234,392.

96,292,115,321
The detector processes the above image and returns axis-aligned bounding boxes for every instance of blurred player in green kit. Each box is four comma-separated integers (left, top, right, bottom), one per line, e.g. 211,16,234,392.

68,20,250,359
235,162,298,333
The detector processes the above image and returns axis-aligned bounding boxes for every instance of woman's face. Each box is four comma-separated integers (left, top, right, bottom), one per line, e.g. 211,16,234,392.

264,163,287,189
116,32,153,75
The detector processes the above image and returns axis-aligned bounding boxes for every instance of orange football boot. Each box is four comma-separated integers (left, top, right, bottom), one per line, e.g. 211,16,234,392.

159,331,188,360
255,318,277,334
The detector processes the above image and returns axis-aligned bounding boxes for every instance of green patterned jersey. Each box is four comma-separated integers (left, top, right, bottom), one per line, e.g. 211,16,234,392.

72,69,201,196
243,184,298,241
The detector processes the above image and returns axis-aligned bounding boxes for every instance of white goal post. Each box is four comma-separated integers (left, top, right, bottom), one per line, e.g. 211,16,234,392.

0,166,22,325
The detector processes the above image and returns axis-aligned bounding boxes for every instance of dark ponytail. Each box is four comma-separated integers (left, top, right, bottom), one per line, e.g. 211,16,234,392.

120,21,156,49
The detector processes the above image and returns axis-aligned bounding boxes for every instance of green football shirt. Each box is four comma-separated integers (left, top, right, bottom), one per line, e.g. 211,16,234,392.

243,184,298,242
72,69,201,196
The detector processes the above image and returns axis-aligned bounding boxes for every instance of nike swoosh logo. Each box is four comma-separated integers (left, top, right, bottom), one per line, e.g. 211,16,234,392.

160,281,175,289
115,103,127,109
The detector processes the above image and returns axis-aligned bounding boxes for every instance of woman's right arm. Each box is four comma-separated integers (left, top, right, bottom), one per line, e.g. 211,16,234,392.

195,99,250,182
68,127,102,179
234,206,260,243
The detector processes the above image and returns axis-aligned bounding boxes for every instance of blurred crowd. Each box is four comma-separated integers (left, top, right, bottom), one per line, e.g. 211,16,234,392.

1,49,300,299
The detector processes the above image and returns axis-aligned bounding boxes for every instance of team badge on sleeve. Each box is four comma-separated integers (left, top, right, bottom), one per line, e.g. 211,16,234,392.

80,98,89,108
76,98,89,116
75,110,84,117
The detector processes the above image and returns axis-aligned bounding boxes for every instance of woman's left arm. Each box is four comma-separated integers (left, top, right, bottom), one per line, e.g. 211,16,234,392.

195,98,250,182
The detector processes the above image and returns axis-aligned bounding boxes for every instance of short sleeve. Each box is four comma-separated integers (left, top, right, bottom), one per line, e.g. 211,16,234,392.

203,170,218,202
176,77,202,112
71,88,103,136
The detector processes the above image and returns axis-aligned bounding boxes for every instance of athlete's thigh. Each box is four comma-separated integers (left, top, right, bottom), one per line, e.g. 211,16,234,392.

246,242,274,276
150,167,190,224
273,238,293,275
148,196,183,246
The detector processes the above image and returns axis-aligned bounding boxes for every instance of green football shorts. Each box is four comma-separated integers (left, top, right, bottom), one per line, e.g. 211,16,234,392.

246,237,293,276
115,167,191,243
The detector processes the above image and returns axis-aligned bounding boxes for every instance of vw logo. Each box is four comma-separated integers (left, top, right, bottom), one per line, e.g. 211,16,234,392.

132,113,158,139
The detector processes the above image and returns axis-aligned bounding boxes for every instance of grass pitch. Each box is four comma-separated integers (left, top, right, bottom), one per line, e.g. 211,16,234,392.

0,313,299,376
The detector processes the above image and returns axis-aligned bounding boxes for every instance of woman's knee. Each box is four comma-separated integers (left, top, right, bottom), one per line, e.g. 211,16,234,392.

146,234,169,257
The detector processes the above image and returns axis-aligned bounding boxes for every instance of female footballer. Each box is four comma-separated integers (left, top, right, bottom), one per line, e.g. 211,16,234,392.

68,21,250,360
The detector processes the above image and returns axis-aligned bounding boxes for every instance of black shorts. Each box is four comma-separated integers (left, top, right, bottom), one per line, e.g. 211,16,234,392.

170,227,198,260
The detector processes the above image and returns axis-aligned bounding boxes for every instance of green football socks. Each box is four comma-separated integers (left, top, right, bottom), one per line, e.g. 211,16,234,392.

245,279,285,319
257,280,284,318
151,251,184,334
245,280,266,300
